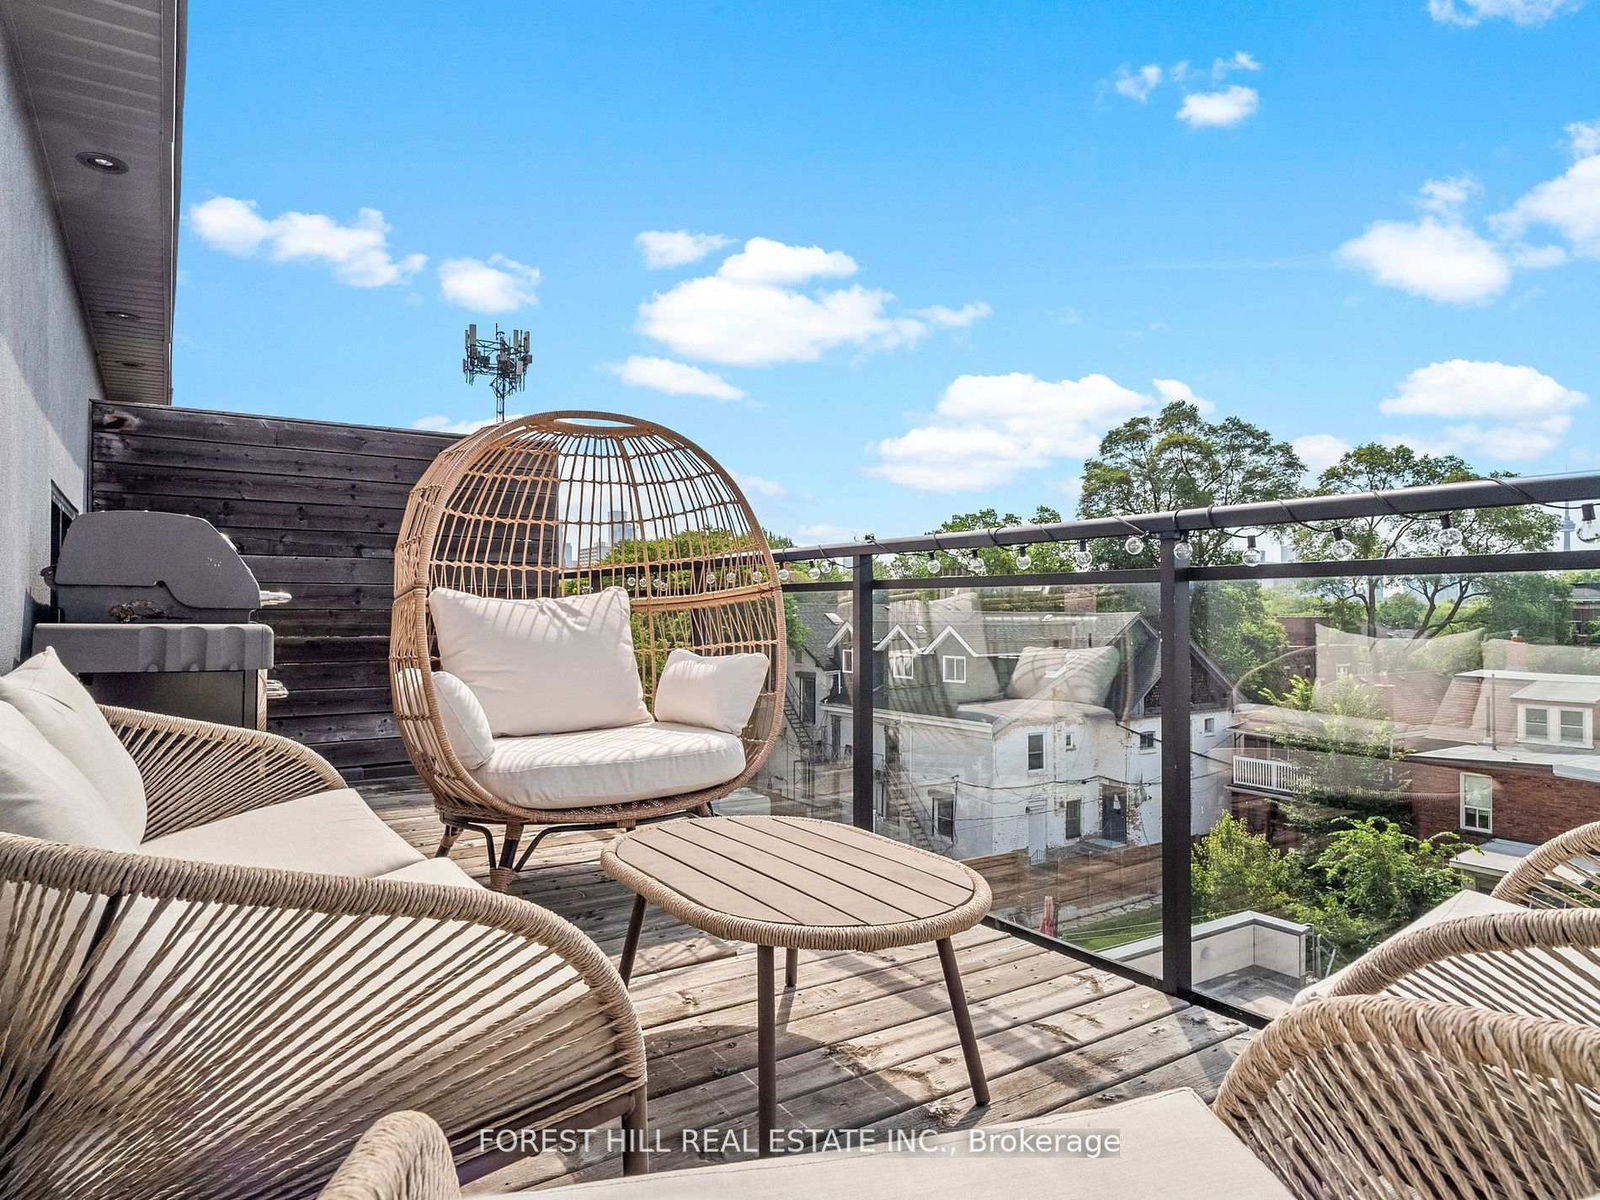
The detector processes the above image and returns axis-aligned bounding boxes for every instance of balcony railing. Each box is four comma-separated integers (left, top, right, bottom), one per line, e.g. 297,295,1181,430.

1232,755,1308,794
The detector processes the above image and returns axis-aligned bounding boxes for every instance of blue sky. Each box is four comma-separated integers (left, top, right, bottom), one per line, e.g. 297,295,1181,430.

176,0,1599,545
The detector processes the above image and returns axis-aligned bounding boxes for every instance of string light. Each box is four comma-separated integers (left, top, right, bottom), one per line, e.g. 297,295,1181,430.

777,567,793,582
1015,547,1032,570
1172,538,1192,566
1071,539,1094,571
1578,503,1600,544
1242,535,1264,567
1123,534,1146,555
1329,528,1357,561
1438,513,1465,553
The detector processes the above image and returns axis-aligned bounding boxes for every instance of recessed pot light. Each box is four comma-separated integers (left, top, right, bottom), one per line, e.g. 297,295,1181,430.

118,361,144,369
103,310,141,321
76,151,129,174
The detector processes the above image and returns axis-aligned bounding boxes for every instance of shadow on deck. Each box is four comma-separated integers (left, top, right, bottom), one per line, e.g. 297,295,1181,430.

363,778,1253,1192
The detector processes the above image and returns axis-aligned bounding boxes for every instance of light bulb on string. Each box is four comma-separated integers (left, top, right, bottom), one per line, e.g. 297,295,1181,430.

1172,539,1192,566
777,567,793,583
1242,536,1265,567
1015,547,1032,571
1329,528,1357,562
1439,514,1465,553
1123,534,1146,556
1577,504,1600,544
1072,540,1094,571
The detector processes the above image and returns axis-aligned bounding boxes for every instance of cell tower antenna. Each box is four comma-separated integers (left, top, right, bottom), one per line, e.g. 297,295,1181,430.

462,324,532,422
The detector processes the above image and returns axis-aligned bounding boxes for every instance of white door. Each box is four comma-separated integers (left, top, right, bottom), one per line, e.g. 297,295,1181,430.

1027,804,1047,863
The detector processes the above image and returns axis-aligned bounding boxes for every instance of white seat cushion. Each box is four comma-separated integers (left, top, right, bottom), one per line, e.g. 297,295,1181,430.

1295,886,1523,1003
0,700,134,850
652,648,769,735
472,722,745,810
1006,645,1121,704
140,788,424,877
0,648,146,843
431,670,496,769
428,586,650,737
379,856,480,889
529,1088,1291,1199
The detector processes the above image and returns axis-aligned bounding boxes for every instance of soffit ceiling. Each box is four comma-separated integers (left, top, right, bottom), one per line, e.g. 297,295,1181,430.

2,0,184,406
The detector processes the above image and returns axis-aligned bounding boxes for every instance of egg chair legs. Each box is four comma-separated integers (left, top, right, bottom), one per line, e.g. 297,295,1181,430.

436,809,716,890
508,809,705,875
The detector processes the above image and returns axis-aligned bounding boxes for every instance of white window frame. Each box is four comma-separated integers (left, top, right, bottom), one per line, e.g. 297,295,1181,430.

1137,730,1157,752
1062,730,1075,751
1026,732,1046,774
840,646,854,674
1460,772,1493,834
889,649,915,681
1203,716,1216,734
1520,704,1593,747
941,654,967,684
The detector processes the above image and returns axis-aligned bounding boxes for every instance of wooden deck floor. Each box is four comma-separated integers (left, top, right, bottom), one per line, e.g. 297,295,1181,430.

365,779,1254,1192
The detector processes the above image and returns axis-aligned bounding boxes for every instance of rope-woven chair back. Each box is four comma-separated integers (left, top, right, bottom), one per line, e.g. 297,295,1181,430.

392,412,785,826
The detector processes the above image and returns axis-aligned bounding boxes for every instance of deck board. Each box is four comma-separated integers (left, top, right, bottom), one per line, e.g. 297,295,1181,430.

362,779,1251,1191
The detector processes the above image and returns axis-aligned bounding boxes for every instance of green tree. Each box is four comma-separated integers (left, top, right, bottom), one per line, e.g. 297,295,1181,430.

1453,573,1574,644
1292,444,1559,638
1078,401,1305,568
1191,814,1298,920
1195,581,1293,701
887,506,1068,578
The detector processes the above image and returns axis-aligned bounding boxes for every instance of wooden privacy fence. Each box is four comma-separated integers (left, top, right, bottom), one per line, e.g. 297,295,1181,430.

90,402,459,777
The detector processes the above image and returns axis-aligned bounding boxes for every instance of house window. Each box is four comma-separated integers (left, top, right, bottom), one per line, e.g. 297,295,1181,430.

1203,716,1216,734
1138,730,1157,751
1521,704,1593,747
1461,773,1493,833
941,655,967,684
889,649,915,680
1027,732,1045,773
841,646,854,673
933,790,955,839
1062,731,1075,750
1062,799,1082,839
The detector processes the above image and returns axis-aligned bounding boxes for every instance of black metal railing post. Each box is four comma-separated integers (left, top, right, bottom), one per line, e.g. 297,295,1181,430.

1158,535,1193,995
851,552,876,831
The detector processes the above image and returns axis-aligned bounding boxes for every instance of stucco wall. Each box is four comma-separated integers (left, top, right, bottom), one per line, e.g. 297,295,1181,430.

0,22,102,667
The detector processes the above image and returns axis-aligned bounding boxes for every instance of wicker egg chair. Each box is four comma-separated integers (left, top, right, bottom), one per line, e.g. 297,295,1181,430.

391,411,785,889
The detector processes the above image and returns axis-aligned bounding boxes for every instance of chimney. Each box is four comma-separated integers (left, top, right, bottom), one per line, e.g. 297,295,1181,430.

1504,631,1528,671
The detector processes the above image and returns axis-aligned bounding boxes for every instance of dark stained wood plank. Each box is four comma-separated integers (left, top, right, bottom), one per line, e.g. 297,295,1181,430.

93,429,444,485
93,402,458,461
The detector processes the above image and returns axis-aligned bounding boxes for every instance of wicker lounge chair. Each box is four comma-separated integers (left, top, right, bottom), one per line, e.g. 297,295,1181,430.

0,705,647,1200
1491,818,1600,909
324,995,1600,1200
391,412,785,889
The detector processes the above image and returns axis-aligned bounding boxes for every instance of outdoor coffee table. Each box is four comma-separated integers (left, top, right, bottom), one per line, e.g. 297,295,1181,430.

601,814,993,1154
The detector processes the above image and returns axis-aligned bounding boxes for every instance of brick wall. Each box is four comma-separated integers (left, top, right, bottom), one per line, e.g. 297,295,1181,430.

1406,760,1600,845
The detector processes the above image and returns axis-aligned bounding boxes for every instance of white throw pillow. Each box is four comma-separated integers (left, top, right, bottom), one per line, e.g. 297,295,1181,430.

0,701,135,850
431,672,495,769
428,586,650,737
652,648,769,735
0,648,147,843
1006,645,1121,705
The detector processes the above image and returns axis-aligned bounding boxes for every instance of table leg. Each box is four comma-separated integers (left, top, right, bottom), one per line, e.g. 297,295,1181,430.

785,947,799,990
936,938,990,1105
619,895,646,984
757,944,776,1156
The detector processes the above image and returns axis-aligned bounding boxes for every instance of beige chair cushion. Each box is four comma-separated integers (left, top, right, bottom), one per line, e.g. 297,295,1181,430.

0,700,135,850
527,1089,1291,1199
379,857,480,888
652,648,769,734
140,788,424,877
1007,645,1120,704
0,648,146,842
1295,886,1523,1003
429,586,650,737
432,671,496,769
472,722,745,810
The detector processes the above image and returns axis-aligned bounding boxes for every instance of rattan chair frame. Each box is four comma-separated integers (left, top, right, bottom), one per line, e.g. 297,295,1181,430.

1491,818,1600,909
391,412,786,888
0,706,648,1200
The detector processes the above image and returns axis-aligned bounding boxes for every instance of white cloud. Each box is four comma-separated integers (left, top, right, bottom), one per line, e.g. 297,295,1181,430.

914,302,992,328
1416,175,1479,216
411,413,527,434
189,197,426,287
437,254,540,312
1212,50,1261,78
1490,154,1600,258
1177,85,1260,129
717,237,858,285
1427,0,1585,25
608,355,745,401
1152,378,1216,414
1293,434,1354,475
868,373,1161,492
1566,120,1600,160
1336,215,1510,304
1378,359,1588,461
736,473,788,499
636,237,974,367
636,230,733,269
1112,63,1163,102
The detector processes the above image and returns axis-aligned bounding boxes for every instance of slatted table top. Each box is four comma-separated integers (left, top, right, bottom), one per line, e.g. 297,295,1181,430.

600,816,992,951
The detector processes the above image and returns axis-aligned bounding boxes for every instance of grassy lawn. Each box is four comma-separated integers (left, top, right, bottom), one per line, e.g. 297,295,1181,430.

1058,902,1163,951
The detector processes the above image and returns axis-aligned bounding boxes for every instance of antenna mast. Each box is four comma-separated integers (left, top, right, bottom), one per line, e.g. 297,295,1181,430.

462,323,532,422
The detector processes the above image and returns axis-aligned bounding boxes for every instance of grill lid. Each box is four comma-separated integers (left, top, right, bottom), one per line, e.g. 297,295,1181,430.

53,511,265,621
